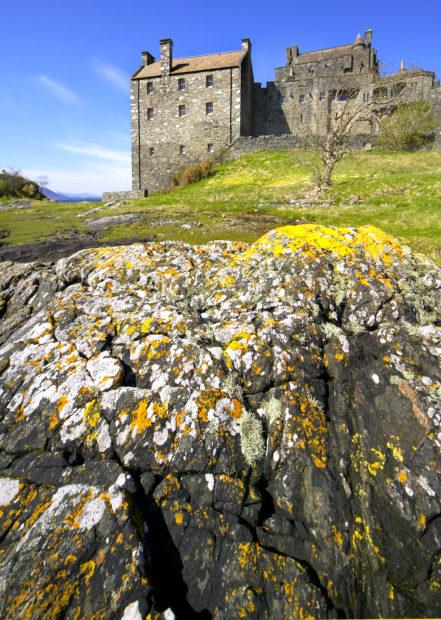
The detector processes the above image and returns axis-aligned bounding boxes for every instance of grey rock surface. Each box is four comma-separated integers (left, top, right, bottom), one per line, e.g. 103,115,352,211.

0,224,440,618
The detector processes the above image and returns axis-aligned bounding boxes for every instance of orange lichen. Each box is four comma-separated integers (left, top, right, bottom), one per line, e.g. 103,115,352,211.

57,395,69,412
332,525,344,547
398,470,407,483
130,400,151,434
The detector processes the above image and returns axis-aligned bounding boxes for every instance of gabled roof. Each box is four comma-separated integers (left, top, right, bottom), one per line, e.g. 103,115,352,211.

133,50,243,79
295,44,356,64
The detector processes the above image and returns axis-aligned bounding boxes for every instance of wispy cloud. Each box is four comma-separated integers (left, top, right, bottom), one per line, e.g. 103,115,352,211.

36,75,82,105
94,60,128,92
56,142,130,164
23,161,131,195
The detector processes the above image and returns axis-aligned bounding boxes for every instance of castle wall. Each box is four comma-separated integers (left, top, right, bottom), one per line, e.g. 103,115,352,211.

132,66,242,192
253,42,378,137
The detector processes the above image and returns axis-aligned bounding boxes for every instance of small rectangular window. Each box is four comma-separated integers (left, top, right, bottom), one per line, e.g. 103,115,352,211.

207,143,214,153
147,107,154,120
179,144,186,155
179,104,186,117
299,94,305,103
319,92,325,101
149,147,155,156
363,92,369,102
206,102,213,115
206,75,213,87
178,78,186,91
147,81,154,94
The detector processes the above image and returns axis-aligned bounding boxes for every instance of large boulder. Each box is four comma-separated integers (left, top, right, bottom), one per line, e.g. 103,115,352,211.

0,225,440,619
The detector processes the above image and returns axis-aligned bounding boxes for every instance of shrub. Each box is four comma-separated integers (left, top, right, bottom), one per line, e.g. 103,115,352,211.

172,159,215,188
0,169,42,198
378,101,439,151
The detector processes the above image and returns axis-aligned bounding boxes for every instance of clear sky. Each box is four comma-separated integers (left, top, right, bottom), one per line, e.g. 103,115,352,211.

1,0,440,194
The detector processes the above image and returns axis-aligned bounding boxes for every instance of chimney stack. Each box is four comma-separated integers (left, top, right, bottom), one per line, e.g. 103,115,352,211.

160,38,173,75
141,51,155,66
286,46,299,64
365,29,373,47
242,38,251,54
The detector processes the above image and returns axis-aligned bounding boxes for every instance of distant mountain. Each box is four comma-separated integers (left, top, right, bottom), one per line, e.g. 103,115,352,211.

42,188,101,203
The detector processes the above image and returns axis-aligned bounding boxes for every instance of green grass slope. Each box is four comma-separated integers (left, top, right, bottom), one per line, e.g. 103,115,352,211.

1,149,440,263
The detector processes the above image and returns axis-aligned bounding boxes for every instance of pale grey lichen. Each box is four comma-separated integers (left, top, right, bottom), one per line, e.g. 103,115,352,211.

389,375,404,386
306,390,324,412
397,259,441,326
239,410,265,466
221,372,243,400
321,322,344,340
332,271,352,307
402,322,423,337
347,315,364,335
262,396,283,423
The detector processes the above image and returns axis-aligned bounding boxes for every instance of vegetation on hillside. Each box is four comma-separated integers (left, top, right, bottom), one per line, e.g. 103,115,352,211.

0,149,440,264
378,101,439,151
0,169,43,199
172,159,215,187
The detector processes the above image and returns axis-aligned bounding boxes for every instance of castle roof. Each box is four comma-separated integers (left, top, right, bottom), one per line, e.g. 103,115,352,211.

133,50,244,79
295,44,357,64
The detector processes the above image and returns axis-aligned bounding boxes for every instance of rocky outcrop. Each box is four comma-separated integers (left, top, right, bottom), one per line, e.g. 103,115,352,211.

0,224,440,619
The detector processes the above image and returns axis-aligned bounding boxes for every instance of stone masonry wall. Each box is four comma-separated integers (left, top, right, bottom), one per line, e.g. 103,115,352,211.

226,133,375,159
253,40,378,138
132,66,243,193
102,190,148,202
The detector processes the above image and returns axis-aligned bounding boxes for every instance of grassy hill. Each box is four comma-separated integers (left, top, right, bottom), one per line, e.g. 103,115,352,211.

1,149,440,263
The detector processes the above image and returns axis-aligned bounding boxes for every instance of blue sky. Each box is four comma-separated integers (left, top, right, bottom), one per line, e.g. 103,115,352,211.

1,0,440,194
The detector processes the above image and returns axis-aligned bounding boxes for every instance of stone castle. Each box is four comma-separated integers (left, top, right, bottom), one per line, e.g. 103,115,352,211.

129,31,441,194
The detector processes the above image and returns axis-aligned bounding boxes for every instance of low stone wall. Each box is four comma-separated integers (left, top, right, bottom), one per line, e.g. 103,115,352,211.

225,134,301,158
225,133,375,159
102,189,148,202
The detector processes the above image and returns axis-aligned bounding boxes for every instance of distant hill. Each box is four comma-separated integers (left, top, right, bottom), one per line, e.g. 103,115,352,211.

42,188,101,203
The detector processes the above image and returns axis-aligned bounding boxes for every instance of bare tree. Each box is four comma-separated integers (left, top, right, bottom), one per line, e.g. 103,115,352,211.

296,82,388,189
36,175,49,189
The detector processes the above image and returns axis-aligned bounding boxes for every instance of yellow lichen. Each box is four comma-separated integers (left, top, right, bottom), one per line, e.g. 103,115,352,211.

83,400,100,429
130,400,151,434
237,224,404,267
